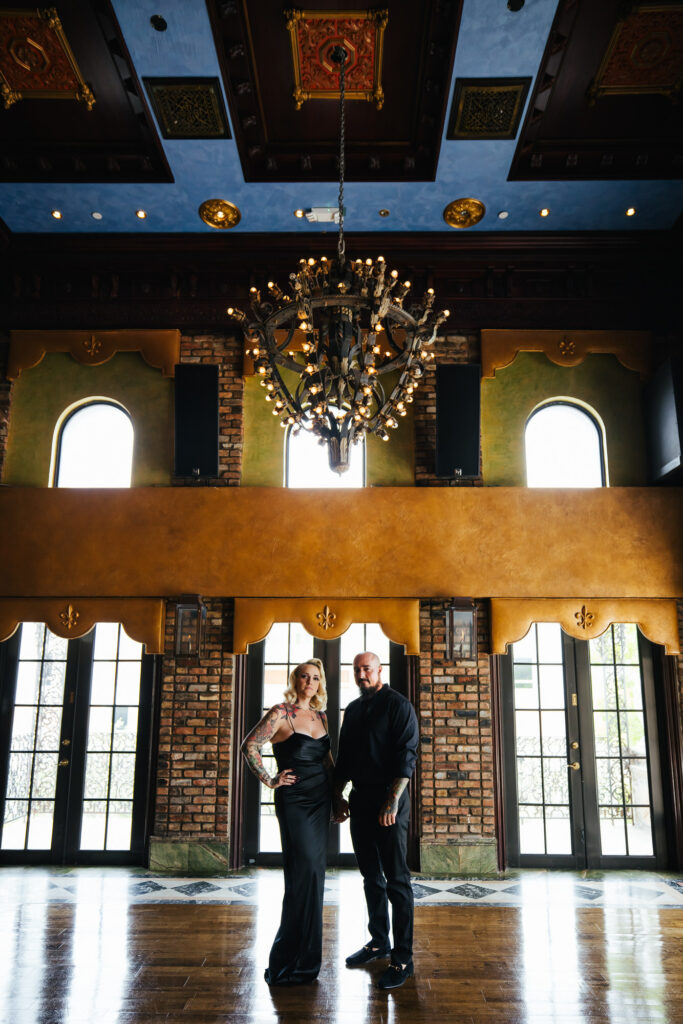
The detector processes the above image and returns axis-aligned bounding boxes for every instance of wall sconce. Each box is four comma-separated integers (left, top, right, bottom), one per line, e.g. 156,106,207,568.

446,600,477,660
175,594,207,659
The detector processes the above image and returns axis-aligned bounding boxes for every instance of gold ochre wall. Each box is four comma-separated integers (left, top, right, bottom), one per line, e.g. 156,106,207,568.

1,487,681,600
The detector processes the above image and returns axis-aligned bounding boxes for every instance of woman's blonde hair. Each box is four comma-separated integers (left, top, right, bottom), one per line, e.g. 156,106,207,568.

283,658,328,712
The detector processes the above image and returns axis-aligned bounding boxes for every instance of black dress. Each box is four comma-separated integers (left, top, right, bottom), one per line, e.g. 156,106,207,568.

264,725,331,986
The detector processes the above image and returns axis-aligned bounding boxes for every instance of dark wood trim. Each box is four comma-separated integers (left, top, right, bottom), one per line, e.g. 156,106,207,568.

229,653,248,871
655,650,683,871
489,654,506,873
3,229,679,332
406,653,421,873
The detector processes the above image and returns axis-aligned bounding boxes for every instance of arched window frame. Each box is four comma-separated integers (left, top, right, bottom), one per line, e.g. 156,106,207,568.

284,424,366,488
50,397,134,488
524,398,608,488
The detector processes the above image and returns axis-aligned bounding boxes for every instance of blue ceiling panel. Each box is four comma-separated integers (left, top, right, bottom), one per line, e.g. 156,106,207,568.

1,0,681,235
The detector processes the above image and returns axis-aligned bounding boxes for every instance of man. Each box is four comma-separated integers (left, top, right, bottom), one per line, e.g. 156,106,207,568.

333,651,419,991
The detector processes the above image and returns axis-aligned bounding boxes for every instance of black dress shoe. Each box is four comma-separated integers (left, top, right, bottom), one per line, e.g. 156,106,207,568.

377,960,414,990
345,943,391,966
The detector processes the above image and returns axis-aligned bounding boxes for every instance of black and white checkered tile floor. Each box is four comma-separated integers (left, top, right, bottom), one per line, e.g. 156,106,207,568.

1,867,682,908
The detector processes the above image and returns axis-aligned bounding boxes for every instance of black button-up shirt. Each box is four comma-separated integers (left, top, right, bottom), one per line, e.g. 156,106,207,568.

334,685,419,803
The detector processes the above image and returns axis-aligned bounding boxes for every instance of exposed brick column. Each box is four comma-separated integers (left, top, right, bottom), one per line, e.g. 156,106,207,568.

0,337,12,483
418,599,496,874
151,598,234,872
414,331,482,487
173,332,243,486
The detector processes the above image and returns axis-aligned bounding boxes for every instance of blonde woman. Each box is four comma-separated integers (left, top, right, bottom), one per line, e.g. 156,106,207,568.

241,659,335,985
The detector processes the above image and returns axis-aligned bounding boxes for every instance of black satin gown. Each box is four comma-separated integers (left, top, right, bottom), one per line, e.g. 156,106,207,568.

264,728,332,986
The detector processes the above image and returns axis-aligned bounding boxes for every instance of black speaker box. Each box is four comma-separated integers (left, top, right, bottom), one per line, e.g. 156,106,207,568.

435,363,481,478
174,363,219,478
644,356,683,484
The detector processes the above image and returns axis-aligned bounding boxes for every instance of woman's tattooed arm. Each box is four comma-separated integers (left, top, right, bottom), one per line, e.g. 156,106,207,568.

241,705,283,788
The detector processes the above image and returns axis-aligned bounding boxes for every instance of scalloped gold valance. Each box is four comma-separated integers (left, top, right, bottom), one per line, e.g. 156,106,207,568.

480,330,651,380
490,598,680,655
233,598,419,654
0,598,165,654
7,330,181,379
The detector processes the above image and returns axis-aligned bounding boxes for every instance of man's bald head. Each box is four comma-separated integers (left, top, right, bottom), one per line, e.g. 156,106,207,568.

353,651,383,697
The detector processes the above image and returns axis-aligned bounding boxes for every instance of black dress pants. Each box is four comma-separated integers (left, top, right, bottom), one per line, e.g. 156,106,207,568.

349,788,413,964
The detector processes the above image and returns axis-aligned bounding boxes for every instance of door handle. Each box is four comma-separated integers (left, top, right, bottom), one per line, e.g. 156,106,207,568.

567,761,580,771
58,759,70,767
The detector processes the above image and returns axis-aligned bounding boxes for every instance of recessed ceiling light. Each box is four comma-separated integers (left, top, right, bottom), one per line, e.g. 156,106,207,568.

626,207,636,217
539,208,550,218
135,209,147,219
91,211,103,220
51,209,62,220
379,208,390,217
498,210,509,220
294,209,305,219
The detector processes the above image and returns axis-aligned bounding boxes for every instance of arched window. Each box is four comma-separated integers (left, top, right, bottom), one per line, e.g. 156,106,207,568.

525,401,606,488
54,401,134,487
285,425,365,488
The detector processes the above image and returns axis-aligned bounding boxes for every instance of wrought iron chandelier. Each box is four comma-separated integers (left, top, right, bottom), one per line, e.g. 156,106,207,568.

228,47,449,473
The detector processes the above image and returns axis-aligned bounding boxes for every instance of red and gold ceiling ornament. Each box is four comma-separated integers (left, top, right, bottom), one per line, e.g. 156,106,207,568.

285,8,387,110
588,3,683,102
0,7,95,111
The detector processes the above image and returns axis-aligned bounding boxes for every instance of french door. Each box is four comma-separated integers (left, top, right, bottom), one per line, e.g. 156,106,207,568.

502,622,667,869
242,622,408,866
0,622,156,864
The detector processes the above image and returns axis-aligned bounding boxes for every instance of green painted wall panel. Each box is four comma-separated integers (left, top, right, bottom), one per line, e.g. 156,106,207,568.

4,353,173,487
481,352,648,486
242,374,414,486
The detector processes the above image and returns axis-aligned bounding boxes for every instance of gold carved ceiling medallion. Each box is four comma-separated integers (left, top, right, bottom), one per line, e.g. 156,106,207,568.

443,198,486,229
198,198,241,229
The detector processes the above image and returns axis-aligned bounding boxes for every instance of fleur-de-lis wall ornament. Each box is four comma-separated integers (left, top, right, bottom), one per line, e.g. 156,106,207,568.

83,334,102,356
59,603,80,630
574,605,594,630
316,605,336,631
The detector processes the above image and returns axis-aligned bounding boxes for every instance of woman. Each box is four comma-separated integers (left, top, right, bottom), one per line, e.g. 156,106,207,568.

241,659,334,985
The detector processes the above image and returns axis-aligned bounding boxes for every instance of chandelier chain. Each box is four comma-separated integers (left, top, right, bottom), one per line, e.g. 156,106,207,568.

337,48,346,264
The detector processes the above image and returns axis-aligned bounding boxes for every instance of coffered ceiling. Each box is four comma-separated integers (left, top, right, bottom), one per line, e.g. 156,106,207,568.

0,0,682,236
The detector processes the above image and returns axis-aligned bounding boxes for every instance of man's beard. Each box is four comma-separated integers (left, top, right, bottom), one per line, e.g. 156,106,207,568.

359,681,381,699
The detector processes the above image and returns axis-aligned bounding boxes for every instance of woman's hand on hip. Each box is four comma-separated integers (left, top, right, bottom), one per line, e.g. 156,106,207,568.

271,769,298,788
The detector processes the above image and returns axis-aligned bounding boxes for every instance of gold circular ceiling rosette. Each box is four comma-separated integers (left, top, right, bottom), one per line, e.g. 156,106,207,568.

198,198,241,230
443,197,486,229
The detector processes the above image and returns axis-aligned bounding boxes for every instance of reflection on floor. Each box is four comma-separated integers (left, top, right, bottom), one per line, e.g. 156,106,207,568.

1,867,682,1023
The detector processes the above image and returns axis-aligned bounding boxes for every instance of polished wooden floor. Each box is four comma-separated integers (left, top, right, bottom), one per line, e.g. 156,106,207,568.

3,897,683,1024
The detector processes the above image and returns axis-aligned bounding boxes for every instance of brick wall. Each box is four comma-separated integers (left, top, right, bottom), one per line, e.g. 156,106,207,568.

154,599,234,843
0,338,11,483
173,332,244,486
414,331,482,487
418,599,495,869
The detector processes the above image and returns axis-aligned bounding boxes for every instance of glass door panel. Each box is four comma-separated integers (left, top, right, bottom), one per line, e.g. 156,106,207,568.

2,625,68,851
243,622,404,866
510,623,572,856
504,623,666,869
588,624,654,857
338,624,391,853
80,624,143,851
0,623,156,865
259,623,314,854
